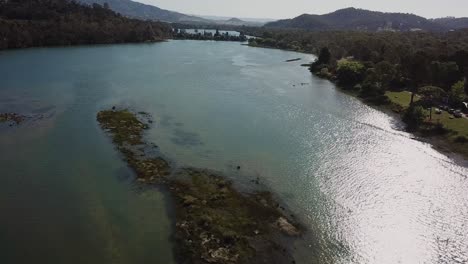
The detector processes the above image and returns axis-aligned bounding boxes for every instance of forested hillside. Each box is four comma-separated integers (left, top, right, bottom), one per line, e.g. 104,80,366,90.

265,8,464,32
76,0,210,23
0,0,172,50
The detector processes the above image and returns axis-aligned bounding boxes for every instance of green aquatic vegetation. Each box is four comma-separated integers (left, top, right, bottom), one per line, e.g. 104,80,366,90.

97,109,169,182
97,110,148,146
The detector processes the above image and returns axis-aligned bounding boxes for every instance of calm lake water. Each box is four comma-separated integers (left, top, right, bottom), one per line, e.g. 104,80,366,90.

1,40,468,264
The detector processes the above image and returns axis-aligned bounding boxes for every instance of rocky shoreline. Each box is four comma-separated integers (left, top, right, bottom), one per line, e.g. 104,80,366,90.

0,112,27,126
97,109,302,264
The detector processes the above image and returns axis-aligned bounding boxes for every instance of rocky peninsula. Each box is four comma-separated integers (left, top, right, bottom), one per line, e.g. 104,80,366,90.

97,109,302,264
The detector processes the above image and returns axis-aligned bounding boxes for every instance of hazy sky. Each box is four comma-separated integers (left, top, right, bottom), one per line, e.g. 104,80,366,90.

136,0,468,19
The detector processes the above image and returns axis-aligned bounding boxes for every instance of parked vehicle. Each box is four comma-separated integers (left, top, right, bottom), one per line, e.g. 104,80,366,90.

435,108,442,114
454,110,463,118
449,109,455,114
462,102,468,114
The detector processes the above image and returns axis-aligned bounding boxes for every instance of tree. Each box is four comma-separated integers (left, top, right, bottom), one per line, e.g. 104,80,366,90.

419,86,446,101
404,51,431,86
374,61,397,89
336,59,365,87
403,106,426,131
449,80,466,106
465,73,468,94
0,0,172,50
310,47,331,72
429,61,460,90
317,47,331,65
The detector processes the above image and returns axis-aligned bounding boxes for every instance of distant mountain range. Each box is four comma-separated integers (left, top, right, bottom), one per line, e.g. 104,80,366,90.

265,8,468,32
76,0,263,26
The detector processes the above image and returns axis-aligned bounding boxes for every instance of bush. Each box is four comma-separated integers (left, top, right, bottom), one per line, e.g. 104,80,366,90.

449,80,466,105
454,136,468,143
336,59,365,88
420,122,449,136
403,106,426,131
360,81,384,98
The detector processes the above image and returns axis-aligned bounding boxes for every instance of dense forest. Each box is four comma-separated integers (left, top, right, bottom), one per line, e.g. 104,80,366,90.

432,17,468,30
76,0,209,23
248,28,468,132
0,0,172,50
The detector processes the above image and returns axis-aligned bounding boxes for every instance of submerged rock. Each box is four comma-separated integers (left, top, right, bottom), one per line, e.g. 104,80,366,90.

0,112,27,125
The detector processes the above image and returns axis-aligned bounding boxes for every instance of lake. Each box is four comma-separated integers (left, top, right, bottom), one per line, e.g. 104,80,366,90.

1,40,467,264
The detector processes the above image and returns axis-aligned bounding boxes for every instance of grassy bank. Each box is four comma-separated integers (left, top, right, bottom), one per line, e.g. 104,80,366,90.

385,91,468,158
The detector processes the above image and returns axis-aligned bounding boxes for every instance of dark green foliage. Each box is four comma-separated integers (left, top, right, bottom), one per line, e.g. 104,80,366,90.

455,135,468,143
403,106,427,131
419,86,447,103
429,61,461,90
336,59,365,87
0,0,172,50
403,51,431,87
76,0,209,23
173,29,248,42
449,80,467,105
310,47,331,72
317,47,331,64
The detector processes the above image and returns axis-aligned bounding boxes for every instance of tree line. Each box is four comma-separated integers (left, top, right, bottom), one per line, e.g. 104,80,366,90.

247,29,468,104
0,0,172,50
173,28,248,42
245,28,468,135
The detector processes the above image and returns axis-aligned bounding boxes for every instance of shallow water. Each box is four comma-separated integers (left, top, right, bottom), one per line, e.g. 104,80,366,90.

0,40,467,264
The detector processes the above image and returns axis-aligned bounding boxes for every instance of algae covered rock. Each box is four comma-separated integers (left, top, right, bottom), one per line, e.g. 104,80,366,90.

97,109,302,264
0,112,27,125
170,169,300,264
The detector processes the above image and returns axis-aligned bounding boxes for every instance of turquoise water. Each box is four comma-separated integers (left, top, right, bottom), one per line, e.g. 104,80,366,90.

1,40,467,263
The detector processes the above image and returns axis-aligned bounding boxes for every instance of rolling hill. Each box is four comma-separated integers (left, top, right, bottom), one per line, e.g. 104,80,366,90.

265,8,455,32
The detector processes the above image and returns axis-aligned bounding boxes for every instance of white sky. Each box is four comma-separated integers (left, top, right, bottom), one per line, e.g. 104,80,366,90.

135,0,468,19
